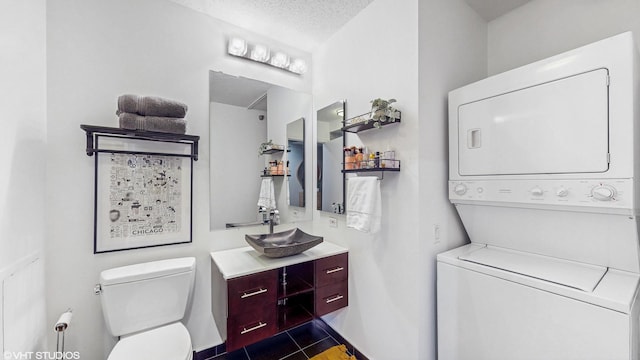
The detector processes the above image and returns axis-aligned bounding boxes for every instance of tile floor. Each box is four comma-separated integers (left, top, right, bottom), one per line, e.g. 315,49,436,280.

204,319,364,360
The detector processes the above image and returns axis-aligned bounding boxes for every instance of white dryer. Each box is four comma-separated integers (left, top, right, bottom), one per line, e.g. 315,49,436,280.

438,32,640,360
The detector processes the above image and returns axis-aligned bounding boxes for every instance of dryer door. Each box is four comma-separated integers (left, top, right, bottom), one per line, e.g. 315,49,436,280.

457,68,609,176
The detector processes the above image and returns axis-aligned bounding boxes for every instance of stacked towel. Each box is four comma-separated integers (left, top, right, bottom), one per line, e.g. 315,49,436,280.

258,178,276,209
117,94,188,134
346,176,381,233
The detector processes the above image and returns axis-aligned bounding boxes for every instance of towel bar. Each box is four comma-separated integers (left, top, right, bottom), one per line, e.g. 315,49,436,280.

80,124,200,160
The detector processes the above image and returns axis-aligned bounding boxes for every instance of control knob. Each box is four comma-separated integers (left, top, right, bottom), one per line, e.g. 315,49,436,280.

591,185,616,201
530,187,544,196
453,184,468,195
556,187,569,197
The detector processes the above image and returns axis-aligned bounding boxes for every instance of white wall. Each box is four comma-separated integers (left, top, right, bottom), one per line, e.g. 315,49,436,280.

312,0,486,358
0,0,48,355
210,102,266,230
488,0,640,75
46,0,311,357
312,0,422,358
418,0,487,358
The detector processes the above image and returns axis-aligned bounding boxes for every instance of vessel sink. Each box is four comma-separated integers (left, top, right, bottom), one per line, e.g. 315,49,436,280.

245,228,324,258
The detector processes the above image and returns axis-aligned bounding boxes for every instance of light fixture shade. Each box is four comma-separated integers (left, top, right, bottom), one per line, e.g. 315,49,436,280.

288,58,307,74
227,37,247,56
250,44,270,62
226,38,303,75
270,52,290,68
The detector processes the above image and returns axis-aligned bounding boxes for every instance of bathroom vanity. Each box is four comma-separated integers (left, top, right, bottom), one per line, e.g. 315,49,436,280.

210,242,348,351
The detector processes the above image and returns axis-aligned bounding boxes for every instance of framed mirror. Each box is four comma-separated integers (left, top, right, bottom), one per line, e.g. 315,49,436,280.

316,101,345,213
287,118,305,207
209,71,312,230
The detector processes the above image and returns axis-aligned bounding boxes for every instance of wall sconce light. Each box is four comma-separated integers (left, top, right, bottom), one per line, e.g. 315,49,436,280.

227,37,307,75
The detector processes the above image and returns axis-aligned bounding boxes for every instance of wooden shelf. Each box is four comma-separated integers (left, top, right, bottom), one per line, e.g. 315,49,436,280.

278,302,313,331
279,276,314,299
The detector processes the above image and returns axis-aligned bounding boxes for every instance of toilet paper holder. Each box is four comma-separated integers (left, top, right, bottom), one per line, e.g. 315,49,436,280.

54,309,73,356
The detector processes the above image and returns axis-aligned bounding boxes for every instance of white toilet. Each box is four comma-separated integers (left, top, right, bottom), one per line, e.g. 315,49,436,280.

98,257,196,360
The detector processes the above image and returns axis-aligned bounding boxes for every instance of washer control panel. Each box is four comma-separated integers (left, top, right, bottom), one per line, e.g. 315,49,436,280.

449,179,633,209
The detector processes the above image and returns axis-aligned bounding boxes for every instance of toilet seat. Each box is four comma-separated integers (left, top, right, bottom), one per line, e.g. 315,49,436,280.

108,322,193,360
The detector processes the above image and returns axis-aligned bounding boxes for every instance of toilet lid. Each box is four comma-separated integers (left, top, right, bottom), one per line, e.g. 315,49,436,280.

108,322,192,360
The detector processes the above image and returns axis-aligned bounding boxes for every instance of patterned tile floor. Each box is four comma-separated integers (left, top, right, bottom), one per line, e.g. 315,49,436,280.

205,319,358,360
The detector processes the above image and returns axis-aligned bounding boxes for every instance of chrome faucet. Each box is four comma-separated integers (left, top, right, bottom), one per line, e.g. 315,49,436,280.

259,206,278,234
268,213,275,234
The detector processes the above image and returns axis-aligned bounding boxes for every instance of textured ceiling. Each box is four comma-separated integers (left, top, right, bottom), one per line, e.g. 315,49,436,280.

174,0,530,51
170,0,374,52
463,0,531,21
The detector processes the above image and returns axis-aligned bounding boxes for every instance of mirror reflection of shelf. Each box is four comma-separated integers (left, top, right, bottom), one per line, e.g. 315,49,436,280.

342,111,401,133
261,169,291,177
261,148,285,155
259,143,287,155
261,173,291,178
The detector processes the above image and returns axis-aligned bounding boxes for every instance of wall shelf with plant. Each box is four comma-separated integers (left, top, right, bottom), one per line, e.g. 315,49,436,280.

341,98,401,133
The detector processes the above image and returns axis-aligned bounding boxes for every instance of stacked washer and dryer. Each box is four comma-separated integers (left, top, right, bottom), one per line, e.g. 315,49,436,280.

438,32,640,360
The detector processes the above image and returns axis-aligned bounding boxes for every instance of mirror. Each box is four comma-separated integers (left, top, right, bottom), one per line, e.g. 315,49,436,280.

209,71,312,230
287,118,305,207
316,101,345,213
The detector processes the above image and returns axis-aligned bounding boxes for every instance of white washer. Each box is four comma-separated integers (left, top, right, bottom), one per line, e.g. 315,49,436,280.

439,32,640,360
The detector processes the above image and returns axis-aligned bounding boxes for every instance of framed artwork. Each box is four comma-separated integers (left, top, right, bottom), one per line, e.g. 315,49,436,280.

93,135,193,253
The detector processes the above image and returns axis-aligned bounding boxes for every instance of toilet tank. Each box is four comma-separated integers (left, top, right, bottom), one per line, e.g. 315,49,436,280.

99,257,196,337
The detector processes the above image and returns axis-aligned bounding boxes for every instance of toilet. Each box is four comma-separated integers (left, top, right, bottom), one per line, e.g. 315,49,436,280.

98,257,196,360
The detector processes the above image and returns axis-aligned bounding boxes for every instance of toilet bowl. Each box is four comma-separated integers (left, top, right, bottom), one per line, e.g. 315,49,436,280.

98,257,196,360
108,322,193,360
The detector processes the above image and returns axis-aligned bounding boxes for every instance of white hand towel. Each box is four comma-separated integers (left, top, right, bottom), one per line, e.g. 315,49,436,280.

258,178,276,209
346,176,381,233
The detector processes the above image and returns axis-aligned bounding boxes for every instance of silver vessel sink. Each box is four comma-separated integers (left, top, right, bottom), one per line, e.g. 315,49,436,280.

245,228,324,258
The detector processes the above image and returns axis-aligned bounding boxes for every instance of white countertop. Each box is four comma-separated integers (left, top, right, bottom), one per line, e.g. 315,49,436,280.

210,241,348,280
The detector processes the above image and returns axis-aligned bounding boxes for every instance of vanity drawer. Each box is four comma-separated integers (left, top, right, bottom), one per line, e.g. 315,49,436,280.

315,281,349,316
228,269,278,315
227,305,277,351
315,253,348,288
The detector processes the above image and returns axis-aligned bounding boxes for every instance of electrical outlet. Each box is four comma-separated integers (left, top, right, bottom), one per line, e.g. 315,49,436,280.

329,217,338,228
434,224,441,244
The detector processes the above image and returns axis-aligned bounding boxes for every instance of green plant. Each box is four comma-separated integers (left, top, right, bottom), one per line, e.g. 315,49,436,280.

258,140,274,155
369,98,399,128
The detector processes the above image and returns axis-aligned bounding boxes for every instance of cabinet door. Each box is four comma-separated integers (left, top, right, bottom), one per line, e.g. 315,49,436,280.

226,269,278,351
315,253,348,288
227,304,277,351
228,269,278,316
315,281,349,316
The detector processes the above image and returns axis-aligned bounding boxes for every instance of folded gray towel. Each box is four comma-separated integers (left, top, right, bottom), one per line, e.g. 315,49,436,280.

117,94,188,118
119,112,187,134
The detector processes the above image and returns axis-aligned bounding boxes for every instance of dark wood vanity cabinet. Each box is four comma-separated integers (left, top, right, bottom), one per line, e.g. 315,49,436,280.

212,252,349,352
